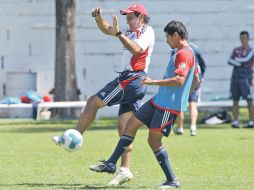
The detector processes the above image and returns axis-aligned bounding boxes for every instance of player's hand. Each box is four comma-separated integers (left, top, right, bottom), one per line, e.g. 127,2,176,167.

141,77,154,85
112,15,119,33
91,7,101,17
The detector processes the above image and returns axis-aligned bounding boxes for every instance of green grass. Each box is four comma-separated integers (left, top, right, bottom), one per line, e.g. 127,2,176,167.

0,118,253,190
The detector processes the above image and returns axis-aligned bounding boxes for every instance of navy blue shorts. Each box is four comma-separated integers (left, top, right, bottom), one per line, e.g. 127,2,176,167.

135,100,177,137
189,85,200,102
96,70,147,116
230,78,252,101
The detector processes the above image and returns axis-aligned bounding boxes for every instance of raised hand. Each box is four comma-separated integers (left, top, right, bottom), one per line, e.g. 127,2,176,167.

112,15,119,33
91,7,101,17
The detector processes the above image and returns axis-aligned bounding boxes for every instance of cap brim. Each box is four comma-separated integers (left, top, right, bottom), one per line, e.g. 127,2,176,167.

120,9,134,15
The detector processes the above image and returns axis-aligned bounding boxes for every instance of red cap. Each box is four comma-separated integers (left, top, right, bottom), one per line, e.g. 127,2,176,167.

120,3,148,16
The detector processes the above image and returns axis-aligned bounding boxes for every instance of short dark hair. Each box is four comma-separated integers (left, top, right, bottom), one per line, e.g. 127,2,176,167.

134,11,150,24
164,20,188,40
240,31,249,38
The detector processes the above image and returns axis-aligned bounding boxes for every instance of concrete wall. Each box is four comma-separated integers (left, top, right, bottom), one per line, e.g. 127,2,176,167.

0,0,254,102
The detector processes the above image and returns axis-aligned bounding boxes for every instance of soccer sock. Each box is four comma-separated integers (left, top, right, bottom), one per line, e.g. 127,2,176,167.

190,125,197,131
107,135,134,165
155,146,175,182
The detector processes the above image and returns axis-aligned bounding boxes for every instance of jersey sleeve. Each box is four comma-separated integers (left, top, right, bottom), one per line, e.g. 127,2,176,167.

174,49,194,77
134,27,155,51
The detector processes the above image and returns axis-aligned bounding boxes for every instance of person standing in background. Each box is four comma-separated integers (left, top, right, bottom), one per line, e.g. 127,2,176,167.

228,31,254,128
174,43,206,136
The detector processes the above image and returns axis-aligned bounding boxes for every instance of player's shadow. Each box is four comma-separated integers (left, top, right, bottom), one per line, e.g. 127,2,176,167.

0,183,151,189
0,183,150,189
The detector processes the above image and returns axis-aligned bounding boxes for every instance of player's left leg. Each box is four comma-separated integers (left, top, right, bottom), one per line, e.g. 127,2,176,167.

148,130,180,189
188,86,200,136
189,102,198,136
89,115,143,174
240,78,254,128
246,100,254,128
107,111,134,186
89,100,154,175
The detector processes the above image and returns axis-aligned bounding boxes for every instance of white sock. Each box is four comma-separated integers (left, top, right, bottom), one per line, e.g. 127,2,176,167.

119,167,130,173
190,125,196,131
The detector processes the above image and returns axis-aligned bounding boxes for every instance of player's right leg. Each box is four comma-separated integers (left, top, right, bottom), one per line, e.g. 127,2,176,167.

174,112,184,135
231,79,240,128
52,95,106,145
75,95,106,134
52,77,121,145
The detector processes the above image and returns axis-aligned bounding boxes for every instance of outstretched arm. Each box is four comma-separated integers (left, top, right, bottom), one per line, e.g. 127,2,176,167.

112,15,142,55
141,74,186,87
91,8,116,36
92,8,142,55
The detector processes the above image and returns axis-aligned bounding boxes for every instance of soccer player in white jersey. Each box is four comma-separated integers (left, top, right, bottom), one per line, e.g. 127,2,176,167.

52,3,155,185
89,20,200,189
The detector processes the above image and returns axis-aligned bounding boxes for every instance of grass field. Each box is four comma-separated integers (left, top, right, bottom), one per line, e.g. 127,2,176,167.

0,117,253,190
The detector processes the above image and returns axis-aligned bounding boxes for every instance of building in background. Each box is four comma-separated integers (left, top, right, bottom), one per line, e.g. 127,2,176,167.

0,0,253,102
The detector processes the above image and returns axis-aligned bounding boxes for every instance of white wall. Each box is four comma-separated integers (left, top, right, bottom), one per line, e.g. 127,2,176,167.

0,0,254,101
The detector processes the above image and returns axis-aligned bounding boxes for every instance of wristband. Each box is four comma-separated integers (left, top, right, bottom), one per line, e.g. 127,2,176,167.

116,31,122,36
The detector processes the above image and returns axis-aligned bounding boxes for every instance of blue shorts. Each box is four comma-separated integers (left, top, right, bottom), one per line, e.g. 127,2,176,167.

189,85,200,102
96,70,147,116
135,100,177,137
230,78,252,101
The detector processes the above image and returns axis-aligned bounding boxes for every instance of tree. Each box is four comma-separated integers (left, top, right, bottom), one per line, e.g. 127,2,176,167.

54,0,79,118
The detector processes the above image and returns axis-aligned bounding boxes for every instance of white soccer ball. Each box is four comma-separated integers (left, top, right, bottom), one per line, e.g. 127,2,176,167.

60,129,83,152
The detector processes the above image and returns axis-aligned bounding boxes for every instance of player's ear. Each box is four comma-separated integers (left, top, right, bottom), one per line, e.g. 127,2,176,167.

173,32,178,39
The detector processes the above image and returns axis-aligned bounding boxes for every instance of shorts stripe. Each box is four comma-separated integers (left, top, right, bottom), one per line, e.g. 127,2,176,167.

161,111,170,127
103,85,122,104
161,112,167,126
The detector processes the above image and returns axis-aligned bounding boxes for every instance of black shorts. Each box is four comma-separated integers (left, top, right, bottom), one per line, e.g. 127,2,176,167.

230,78,252,101
96,70,147,116
135,100,177,137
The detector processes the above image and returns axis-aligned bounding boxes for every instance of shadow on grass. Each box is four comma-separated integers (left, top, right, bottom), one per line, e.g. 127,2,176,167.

0,183,152,189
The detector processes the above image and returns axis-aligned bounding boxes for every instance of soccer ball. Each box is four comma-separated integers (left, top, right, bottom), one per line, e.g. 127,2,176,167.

60,129,83,152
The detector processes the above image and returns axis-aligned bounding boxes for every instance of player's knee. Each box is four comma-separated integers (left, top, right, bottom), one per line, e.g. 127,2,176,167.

87,95,104,109
147,136,155,148
147,136,161,150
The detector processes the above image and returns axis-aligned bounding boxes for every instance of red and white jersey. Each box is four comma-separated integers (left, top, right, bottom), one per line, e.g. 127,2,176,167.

120,25,155,73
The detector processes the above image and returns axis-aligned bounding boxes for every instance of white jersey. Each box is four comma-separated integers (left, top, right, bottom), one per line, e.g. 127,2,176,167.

120,25,155,73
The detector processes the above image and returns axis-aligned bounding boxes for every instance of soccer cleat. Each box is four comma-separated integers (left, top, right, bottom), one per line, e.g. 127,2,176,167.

243,124,254,128
52,135,62,146
89,160,116,174
231,124,240,128
174,127,184,135
107,168,133,186
190,129,197,136
158,178,181,189
231,120,240,128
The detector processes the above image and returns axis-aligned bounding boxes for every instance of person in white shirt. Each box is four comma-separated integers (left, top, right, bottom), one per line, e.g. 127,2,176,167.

52,3,155,186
